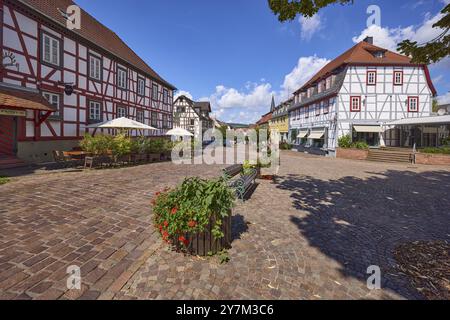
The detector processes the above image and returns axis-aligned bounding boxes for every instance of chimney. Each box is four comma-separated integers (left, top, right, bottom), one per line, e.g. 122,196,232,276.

363,36,373,44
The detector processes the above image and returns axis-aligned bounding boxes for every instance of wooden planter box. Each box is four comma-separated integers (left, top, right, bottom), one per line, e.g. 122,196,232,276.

175,212,232,256
147,153,161,162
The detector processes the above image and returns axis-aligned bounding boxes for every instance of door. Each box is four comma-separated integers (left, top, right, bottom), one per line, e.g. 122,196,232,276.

0,116,17,157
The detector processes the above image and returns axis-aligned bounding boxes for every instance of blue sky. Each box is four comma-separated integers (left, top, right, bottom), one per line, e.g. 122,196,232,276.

77,0,450,123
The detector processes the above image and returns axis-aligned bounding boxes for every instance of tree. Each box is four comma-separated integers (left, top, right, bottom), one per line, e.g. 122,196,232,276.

268,0,450,64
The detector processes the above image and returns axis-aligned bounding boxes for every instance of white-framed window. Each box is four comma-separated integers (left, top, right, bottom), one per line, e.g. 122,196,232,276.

42,33,60,66
316,103,321,116
350,96,361,112
42,91,60,117
117,67,127,89
367,71,376,85
89,101,102,121
323,100,330,114
137,77,145,96
152,84,159,100
117,106,127,118
408,97,419,112
394,71,403,85
163,89,169,104
89,55,101,80
136,110,144,123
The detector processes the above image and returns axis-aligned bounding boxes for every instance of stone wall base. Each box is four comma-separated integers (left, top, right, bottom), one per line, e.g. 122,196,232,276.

18,139,81,163
336,148,368,160
415,153,450,166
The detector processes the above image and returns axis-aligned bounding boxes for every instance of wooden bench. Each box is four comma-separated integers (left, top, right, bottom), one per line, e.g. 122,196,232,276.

222,164,257,201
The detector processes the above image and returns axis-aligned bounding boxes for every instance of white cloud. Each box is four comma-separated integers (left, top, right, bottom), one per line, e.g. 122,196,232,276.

437,92,450,104
174,90,193,100
352,11,446,52
280,55,329,99
193,55,329,123
299,14,323,41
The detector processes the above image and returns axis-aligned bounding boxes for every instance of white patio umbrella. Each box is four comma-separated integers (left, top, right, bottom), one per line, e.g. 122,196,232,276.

165,127,193,137
86,117,157,131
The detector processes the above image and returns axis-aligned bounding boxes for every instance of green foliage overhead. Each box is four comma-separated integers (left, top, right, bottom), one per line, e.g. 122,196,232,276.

268,0,354,19
268,1,450,64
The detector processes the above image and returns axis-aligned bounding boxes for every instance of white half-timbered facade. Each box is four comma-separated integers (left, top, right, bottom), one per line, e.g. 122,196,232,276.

173,95,213,138
0,0,175,162
288,37,437,156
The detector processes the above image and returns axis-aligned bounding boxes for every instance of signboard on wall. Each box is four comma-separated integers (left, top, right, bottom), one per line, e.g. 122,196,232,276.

0,109,26,117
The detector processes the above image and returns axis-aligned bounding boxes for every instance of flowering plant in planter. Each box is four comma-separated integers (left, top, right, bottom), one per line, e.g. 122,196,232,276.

152,177,235,251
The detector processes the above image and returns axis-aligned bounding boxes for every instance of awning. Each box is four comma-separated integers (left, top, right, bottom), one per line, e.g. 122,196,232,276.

385,115,450,126
353,125,382,133
0,86,56,112
309,129,325,139
297,129,309,138
86,117,157,130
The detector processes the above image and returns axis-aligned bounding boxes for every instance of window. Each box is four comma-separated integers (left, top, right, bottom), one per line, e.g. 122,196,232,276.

152,84,159,100
305,106,309,118
136,110,144,123
117,67,127,89
408,97,419,112
323,100,330,114
117,106,127,118
367,71,376,85
316,103,321,116
162,114,168,128
190,119,195,126
42,33,60,66
151,111,158,127
394,71,403,85
42,92,60,117
163,89,169,104
89,101,102,122
137,77,145,96
350,96,361,112
89,54,101,80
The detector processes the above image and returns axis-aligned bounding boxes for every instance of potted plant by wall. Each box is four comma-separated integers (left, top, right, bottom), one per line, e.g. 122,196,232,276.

111,133,132,165
152,177,235,256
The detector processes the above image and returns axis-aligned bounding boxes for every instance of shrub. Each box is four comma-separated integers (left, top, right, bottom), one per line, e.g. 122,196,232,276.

420,147,450,155
80,134,114,155
111,133,132,158
152,177,235,249
338,134,369,150
0,176,10,185
338,134,353,148
279,142,293,150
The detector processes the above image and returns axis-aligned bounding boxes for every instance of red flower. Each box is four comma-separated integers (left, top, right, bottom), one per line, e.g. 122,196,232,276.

155,191,161,196
163,221,169,227
178,236,189,247
171,207,178,215
188,220,197,228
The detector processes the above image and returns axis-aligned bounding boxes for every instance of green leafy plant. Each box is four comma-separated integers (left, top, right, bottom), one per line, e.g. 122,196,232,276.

152,177,235,251
218,249,230,264
279,142,293,150
111,133,132,158
338,135,369,150
420,147,450,155
338,134,353,148
0,176,10,185
79,134,114,155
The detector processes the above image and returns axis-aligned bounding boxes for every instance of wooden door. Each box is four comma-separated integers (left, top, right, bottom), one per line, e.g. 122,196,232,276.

0,116,17,156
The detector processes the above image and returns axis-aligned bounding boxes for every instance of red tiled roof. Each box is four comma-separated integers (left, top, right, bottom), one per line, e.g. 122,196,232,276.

0,86,56,112
256,112,272,125
295,41,416,94
18,0,175,89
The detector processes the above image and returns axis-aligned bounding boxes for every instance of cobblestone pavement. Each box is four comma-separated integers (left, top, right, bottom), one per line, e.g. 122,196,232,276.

0,162,224,300
1,153,449,299
118,152,450,300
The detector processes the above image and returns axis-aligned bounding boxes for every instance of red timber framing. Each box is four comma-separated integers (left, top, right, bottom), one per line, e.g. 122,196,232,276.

1,0,175,144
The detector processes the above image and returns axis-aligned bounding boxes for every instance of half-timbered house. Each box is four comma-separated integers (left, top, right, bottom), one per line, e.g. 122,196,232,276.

173,95,213,138
0,0,175,163
288,37,437,157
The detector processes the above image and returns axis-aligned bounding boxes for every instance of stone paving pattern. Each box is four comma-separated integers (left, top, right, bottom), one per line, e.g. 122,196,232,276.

1,152,449,299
